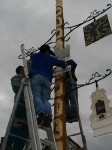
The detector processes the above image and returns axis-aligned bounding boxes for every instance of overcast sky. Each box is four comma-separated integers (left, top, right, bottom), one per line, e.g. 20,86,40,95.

0,0,112,150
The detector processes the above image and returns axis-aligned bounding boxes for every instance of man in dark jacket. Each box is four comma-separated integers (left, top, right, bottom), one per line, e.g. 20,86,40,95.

29,44,66,127
65,59,78,123
10,66,29,150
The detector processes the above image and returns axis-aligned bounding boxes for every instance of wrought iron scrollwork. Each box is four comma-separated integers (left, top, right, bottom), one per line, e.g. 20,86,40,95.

85,69,112,86
18,47,39,59
18,4,111,58
64,21,84,42
18,29,56,59
64,4,112,42
43,4,112,45
83,4,112,22
43,22,70,46
43,29,56,46
51,69,112,102
64,69,112,97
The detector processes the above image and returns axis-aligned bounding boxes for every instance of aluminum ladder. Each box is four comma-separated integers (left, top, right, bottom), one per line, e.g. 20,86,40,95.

53,66,88,150
1,44,57,150
65,71,88,150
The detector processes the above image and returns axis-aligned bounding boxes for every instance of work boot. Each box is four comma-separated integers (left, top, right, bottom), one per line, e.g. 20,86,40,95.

42,115,52,127
37,112,47,126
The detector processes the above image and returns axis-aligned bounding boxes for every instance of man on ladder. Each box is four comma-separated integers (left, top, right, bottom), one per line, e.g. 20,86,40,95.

11,66,25,102
1,44,62,150
64,59,78,123
7,66,29,150
29,44,67,127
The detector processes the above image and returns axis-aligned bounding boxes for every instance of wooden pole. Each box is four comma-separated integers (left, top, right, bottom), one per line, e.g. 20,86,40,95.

54,0,66,150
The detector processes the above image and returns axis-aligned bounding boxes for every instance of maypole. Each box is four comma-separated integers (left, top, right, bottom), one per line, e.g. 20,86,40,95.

54,0,67,150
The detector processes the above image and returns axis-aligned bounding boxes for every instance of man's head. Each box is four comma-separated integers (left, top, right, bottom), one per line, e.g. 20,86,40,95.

16,66,24,75
39,44,55,56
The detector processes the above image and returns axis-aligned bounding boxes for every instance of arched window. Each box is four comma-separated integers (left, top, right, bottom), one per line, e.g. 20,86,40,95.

95,100,106,115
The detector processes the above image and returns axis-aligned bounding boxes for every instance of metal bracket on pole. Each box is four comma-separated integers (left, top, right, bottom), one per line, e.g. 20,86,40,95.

53,65,71,77
54,44,70,60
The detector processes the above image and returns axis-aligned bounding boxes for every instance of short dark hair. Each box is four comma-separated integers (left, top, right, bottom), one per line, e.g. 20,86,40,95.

40,45,50,53
39,44,55,56
16,66,23,74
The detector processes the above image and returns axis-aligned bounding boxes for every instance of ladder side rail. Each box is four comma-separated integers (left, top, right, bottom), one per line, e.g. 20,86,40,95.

23,141,30,150
68,132,81,137
21,49,42,145
21,44,42,150
27,79,45,149
46,125,58,150
66,137,70,150
23,85,40,150
68,71,87,150
26,70,58,150
1,78,25,150
26,69,56,150
23,135,31,150
9,133,29,142
14,117,27,124
21,44,58,150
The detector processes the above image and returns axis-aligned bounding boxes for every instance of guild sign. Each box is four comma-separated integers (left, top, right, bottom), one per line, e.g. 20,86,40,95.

83,14,112,46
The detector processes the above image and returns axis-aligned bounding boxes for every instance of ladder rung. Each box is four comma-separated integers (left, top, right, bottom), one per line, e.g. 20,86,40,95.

38,125,51,131
40,138,53,146
67,118,79,123
14,117,28,124
68,132,81,137
70,104,78,108
77,147,85,150
18,102,25,106
9,133,29,142
66,104,76,109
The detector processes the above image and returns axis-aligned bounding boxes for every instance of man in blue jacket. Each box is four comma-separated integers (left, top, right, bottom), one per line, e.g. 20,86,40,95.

65,59,78,123
29,44,66,127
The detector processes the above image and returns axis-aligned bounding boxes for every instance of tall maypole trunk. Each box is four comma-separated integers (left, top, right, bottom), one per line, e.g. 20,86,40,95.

54,0,66,150
56,0,64,48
